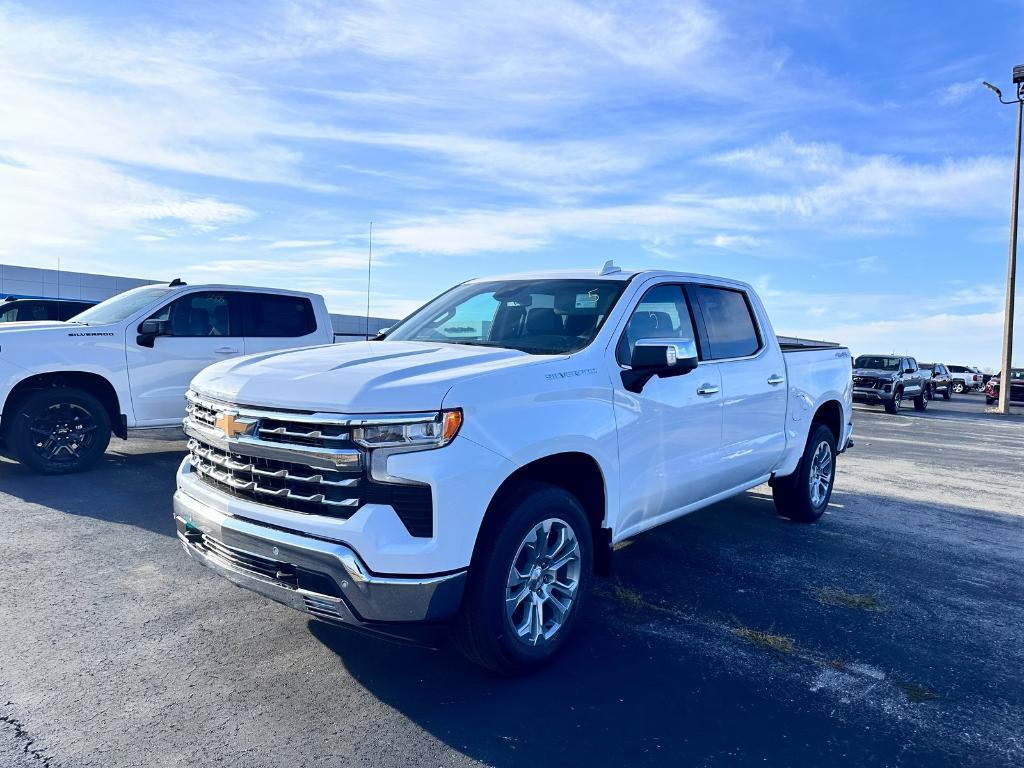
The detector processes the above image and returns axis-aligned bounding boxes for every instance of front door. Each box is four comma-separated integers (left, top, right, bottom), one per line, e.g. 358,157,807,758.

126,291,244,425
612,283,725,538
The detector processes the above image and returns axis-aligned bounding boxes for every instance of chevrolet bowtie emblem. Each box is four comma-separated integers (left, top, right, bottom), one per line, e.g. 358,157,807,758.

214,412,256,438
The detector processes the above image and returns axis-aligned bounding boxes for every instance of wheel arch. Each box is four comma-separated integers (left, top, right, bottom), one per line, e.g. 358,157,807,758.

811,398,843,443
2,371,125,439
475,451,612,577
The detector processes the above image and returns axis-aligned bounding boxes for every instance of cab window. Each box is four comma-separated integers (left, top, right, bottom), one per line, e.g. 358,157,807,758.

146,292,239,337
616,284,697,366
689,285,761,360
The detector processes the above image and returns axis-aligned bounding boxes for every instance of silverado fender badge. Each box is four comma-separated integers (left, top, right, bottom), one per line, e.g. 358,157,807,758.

546,368,598,381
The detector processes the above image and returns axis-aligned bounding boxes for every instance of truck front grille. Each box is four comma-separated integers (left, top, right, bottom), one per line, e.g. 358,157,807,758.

184,391,434,536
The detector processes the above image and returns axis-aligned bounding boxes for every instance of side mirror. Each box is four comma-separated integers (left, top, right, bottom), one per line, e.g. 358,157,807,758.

136,319,166,348
904,367,915,374
621,338,699,393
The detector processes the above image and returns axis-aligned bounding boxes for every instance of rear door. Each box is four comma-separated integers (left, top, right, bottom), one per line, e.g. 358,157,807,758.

241,292,323,356
126,291,246,424
687,283,787,486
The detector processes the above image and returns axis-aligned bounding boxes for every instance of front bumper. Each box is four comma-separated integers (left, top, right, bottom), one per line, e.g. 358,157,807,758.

173,489,467,633
852,387,894,403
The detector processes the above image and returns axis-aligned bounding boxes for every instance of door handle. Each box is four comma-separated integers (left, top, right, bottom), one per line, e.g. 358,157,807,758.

696,384,720,396
214,346,239,354
767,374,786,386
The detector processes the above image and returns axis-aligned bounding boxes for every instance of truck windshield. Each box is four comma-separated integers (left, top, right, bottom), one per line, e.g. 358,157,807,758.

72,287,175,326
854,355,901,371
385,279,628,354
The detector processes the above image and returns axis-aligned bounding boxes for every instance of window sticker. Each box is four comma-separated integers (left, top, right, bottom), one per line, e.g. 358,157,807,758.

575,291,599,309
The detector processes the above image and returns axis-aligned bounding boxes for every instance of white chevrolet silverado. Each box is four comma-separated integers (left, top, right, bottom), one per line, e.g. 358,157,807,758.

0,282,333,473
174,266,853,672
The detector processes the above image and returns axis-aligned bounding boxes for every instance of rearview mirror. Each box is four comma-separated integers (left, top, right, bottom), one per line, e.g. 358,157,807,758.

136,318,167,348
621,338,699,393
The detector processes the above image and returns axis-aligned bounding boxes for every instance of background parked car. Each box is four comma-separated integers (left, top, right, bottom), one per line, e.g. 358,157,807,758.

0,296,97,322
852,354,930,413
948,364,983,394
918,363,953,400
985,369,1024,406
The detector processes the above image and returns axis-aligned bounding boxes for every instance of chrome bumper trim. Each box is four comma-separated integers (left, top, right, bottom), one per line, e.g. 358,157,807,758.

174,490,465,624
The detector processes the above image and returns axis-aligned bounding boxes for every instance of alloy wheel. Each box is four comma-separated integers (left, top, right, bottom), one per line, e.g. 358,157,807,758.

28,402,98,466
808,440,834,508
505,518,581,647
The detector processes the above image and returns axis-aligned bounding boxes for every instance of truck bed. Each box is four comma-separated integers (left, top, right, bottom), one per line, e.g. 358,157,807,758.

777,335,844,352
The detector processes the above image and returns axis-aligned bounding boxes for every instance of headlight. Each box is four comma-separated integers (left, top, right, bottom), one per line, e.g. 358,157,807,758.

352,409,463,451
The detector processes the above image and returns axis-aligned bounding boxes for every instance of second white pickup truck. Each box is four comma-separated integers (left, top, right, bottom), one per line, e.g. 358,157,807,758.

174,266,853,672
0,282,334,473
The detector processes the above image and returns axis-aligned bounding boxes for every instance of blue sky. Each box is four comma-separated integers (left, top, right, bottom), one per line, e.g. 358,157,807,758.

1,0,1022,368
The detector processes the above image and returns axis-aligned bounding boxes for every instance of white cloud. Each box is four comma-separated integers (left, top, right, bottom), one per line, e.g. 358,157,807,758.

696,234,765,250
264,240,336,249
0,153,254,257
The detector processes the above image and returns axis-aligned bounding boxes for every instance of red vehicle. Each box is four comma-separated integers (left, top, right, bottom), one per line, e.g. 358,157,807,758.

985,369,1024,405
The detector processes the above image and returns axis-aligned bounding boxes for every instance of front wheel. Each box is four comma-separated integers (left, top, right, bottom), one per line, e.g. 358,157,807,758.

6,388,111,474
986,397,996,406
773,423,837,523
450,482,593,674
914,387,929,411
884,390,902,414
952,381,966,394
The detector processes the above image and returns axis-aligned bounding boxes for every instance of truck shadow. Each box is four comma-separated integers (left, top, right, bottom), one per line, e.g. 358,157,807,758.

308,488,1024,767
0,441,186,537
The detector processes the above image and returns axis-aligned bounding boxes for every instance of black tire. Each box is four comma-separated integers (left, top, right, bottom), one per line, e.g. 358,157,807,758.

942,386,951,401
986,397,996,406
773,423,837,523
914,387,929,411
884,389,902,414
6,388,111,474
952,381,966,394
450,481,593,674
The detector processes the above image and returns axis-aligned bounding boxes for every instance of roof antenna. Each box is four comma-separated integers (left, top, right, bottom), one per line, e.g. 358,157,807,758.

600,259,621,276
365,221,373,340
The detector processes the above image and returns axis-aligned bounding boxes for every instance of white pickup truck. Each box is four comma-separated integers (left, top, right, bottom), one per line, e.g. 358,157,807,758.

174,266,853,672
0,281,334,473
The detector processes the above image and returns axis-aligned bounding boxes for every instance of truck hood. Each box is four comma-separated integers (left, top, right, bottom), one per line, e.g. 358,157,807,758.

193,340,558,413
852,368,898,378
0,322,120,350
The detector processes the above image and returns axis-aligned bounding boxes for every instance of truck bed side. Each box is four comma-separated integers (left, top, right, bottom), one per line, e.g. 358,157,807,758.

775,343,854,478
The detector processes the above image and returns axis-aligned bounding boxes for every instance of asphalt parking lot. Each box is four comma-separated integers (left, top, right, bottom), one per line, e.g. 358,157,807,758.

2,393,1022,767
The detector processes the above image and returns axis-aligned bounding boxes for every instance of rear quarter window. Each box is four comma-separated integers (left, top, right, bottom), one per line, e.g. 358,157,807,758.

245,294,316,337
690,285,761,360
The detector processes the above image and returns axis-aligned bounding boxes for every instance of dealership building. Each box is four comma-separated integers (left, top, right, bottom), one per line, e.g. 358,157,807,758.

0,264,395,337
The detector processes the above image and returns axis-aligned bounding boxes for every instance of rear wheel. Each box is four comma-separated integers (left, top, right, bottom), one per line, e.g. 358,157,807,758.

942,386,951,401
6,388,111,474
884,389,902,414
986,397,996,406
952,381,966,394
914,386,929,411
450,482,592,674
773,423,837,523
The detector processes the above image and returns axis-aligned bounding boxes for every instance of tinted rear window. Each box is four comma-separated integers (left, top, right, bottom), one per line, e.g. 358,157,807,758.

691,285,761,359
245,294,316,337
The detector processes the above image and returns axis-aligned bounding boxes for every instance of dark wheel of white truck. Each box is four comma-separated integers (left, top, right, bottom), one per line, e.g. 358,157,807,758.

913,386,929,411
772,423,836,523
7,388,111,474
884,389,902,414
451,482,592,674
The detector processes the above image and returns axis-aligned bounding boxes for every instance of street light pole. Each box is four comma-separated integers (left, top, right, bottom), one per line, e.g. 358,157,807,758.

999,92,1022,413
983,67,1024,414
